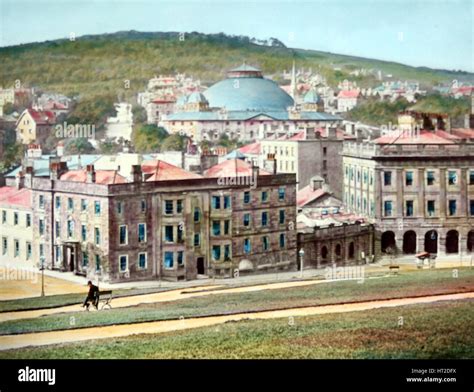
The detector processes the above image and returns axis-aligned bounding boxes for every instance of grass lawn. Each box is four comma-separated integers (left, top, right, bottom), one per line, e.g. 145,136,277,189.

0,286,178,313
1,299,472,359
0,268,472,335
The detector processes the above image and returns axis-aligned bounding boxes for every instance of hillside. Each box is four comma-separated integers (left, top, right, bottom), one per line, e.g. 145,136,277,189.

1,31,472,100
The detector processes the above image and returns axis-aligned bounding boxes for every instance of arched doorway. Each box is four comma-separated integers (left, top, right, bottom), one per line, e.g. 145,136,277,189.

381,231,396,253
446,230,459,254
468,231,474,252
321,246,329,261
335,244,342,259
403,231,417,254
424,230,438,253
348,242,355,259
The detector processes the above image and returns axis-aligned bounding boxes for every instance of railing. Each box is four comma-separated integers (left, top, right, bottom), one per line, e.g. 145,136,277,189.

342,142,474,158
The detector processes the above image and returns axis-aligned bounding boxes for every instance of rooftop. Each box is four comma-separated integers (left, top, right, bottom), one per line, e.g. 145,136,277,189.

142,160,202,181
238,142,261,155
204,159,271,178
60,169,127,184
0,186,32,209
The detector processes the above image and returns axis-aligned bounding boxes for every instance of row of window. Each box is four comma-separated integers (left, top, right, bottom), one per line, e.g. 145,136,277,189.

383,170,474,187
44,195,103,215
1,237,32,259
117,252,149,272
345,168,474,187
383,200,474,217
45,219,103,245
1,210,31,227
242,234,287,255
242,210,286,228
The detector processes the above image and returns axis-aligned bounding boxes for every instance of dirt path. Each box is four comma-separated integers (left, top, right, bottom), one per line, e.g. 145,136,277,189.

0,279,330,322
0,273,85,301
0,291,472,351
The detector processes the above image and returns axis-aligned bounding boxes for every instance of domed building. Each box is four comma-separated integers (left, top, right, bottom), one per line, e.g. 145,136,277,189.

162,64,341,142
203,64,294,112
302,89,324,112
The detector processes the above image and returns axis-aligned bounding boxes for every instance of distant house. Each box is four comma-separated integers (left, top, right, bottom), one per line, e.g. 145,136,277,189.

16,108,56,145
337,90,360,112
297,176,343,211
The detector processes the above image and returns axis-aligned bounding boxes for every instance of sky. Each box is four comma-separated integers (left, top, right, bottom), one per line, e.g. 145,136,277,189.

0,0,472,72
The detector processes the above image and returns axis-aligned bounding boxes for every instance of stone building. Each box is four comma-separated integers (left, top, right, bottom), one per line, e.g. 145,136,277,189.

297,212,375,268
259,127,354,197
342,127,474,257
29,158,297,282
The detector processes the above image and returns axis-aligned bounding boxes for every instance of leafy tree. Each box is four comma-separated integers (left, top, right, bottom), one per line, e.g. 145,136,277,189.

64,138,95,154
161,133,186,152
99,138,122,154
0,142,24,172
131,124,169,153
132,105,147,123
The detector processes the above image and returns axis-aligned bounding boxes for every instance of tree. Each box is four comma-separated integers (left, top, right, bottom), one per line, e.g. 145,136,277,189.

99,138,123,154
0,142,24,172
132,105,147,123
131,124,169,153
65,138,95,154
161,133,186,152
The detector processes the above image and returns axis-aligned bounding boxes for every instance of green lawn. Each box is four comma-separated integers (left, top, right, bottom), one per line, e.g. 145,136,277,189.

0,286,178,313
0,268,472,336
1,300,472,359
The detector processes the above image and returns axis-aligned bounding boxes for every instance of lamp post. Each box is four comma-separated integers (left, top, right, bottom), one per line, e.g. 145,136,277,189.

40,256,45,297
298,248,305,279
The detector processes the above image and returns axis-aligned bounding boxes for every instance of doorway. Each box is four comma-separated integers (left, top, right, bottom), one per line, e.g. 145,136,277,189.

196,257,205,275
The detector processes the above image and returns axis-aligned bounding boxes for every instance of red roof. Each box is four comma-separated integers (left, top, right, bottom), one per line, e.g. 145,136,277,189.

142,160,202,181
288,131,307,140
26,108,55,125
451,128,474,139
43,101,68,110
60,170,127,184
373,130,458,145
0,187,32,208
297,186,328,207
204,159,271,178
337,90,360,99
152,96,176,104
238,142,261,155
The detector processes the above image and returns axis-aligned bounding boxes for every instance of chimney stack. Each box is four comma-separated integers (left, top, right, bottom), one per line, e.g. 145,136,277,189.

15,172,24,190
24,166,34,188
86,164,96,183
57,141,64,157
131,164,143,183
311,176,324,191
27,144,42,158
327,127,337,139
305,127,316,140
265,153,277,174
50,161,68,181
251,161,260,179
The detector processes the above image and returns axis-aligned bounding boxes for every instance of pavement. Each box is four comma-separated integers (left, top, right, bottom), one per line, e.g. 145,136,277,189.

0,291,472,351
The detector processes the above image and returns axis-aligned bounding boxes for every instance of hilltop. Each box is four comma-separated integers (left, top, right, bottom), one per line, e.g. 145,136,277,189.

1,31,472,99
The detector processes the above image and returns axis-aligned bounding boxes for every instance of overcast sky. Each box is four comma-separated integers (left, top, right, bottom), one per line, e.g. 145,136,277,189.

0,0,472,72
